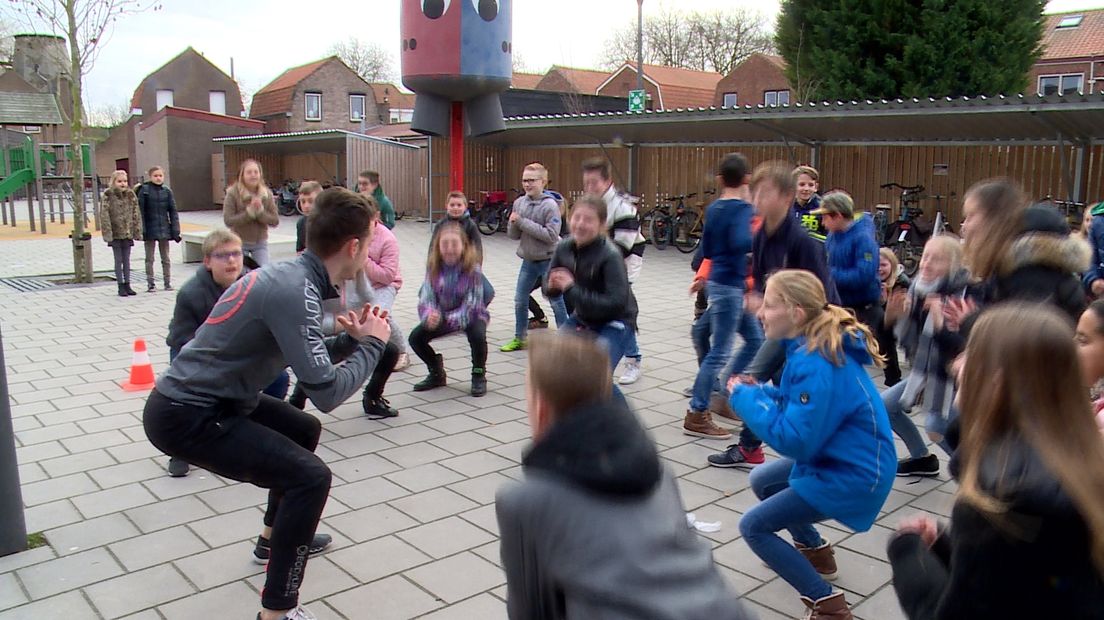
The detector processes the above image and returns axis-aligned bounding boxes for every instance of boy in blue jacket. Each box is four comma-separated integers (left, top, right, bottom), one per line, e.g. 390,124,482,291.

732,269,895,619
815,191,882,328
684,153,760,440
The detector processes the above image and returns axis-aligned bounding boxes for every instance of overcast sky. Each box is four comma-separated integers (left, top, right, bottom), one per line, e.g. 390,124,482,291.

4,0,1102,112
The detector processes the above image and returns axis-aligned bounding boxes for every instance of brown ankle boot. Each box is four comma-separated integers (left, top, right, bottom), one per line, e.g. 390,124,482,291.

708,392,741,422
796,538,838,580
683,410,732,440
800,591,852,620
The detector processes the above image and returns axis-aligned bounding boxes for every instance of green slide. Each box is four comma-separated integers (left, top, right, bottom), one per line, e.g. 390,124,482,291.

0,167,35,202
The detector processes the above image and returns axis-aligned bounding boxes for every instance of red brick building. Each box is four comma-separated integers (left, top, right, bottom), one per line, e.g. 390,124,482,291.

534,65,611,95
249,57,381,134
713,53,792,108
597,62,721,109
1029,10,1104,96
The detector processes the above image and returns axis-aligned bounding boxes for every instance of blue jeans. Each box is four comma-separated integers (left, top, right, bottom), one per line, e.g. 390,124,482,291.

882,380,929,460
692,305,764,397
514,259,567,339
740,458,833,600
690,283,757,412
561,316,632,407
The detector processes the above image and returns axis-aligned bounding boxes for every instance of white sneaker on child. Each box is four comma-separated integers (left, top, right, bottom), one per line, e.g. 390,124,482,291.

394,352,411,372
619,359,643,385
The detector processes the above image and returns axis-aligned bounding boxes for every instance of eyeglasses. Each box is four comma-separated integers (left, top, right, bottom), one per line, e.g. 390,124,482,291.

211,250,243,261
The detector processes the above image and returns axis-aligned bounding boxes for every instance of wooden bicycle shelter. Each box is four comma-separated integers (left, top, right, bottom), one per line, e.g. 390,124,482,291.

434,93,1104,227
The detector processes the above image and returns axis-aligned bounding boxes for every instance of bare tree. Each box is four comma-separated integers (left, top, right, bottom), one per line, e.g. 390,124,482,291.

0,19,14,63
87,99,130,127
13,0,161,282
603,8,773,74
329,37,395,83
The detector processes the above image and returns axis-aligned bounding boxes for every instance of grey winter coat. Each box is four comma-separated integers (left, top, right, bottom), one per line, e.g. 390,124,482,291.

507,194,562,261
137,181,180,241
495,401,752,620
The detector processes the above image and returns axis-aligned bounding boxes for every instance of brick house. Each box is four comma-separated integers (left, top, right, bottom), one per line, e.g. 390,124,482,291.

596,62,722,110
511,72,544,90
714,53,792,108
368,83,416,124
1028,9,1104,96
0,34,73,146
535,65,611,95
98,47,243,178
250,57,381,133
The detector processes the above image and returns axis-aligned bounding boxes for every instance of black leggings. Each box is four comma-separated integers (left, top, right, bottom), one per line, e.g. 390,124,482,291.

408,320,488,369
143,390,330,610
875,316,902,386
290,341,400,405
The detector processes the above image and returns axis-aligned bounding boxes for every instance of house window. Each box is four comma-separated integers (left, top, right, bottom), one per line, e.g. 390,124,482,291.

1039,74,1084,96
209,91,226,115
722,92,737,108
22,126,41,133
155,89,174,110
305,92,322,121
764,90,790,107
1057,14,1083,28
349,94,366,122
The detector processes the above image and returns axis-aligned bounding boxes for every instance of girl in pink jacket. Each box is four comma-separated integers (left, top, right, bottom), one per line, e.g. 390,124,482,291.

364,209,409,369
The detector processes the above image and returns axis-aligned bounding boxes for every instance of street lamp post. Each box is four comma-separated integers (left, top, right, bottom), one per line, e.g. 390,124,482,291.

636,0,644,94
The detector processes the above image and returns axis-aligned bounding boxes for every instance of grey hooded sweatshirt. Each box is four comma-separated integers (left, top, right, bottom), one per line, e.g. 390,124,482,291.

156,251,385,415
495,401,754,620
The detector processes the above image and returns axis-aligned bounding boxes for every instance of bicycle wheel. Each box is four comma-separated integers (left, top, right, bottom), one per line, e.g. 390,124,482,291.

893,240,920,277
497,206,512,233
640,210,656,244
674,212,701,253
477,207,499,236
649,215,670,250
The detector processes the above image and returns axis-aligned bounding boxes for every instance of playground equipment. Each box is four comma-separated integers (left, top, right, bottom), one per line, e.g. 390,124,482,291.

0,134,99,235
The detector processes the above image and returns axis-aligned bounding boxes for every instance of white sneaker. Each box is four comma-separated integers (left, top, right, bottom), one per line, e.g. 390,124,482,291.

394,352,411,372
260,605,317,620
619,359,642,385
682,385,694,397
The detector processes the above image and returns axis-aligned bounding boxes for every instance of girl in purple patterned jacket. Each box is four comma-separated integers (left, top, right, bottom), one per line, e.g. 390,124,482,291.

410,222,490,396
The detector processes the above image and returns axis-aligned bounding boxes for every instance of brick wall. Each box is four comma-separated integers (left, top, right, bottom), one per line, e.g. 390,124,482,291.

286,61,381,133
136,50,243,118
714,55,791,108
596,68,660,109
1027,60,1104,95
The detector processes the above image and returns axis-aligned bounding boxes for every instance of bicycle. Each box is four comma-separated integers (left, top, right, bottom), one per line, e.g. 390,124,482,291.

473,190,515,235
1038,195,1086,231
646,192,697,251
672,190,716,254
880,182,927,276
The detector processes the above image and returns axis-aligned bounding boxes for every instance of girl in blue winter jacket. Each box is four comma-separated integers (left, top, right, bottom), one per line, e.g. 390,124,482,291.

731,269,896,620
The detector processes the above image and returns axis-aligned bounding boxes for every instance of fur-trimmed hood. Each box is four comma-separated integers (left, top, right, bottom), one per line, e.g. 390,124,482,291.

1001,232,1091,277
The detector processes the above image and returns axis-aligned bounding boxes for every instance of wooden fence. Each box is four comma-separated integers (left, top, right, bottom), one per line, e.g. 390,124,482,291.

345,136,427,218
427,141,1103,228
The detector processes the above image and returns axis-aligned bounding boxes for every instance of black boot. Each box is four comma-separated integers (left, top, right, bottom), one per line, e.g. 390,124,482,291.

125,282,137,296
117,283,128,297
363,394,398,419
470,367,487,397
413,354,447,391
288,384,307,410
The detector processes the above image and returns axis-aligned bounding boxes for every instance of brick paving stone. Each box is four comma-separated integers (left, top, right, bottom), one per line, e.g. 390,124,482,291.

325,503,420,543
378,443,455,469
158,580,259,620
186,507,265,548
325,575,444,620
417,593,507,619
71,482,158,519
45,512,141,556
406,552,505,605
328,535,431,584
88,459,167,489
0,573,27,612
397,516,496,559
0,591,99,619
22,499,84,533
385,462,466,493
108,525,209,571
16,547,124,599
329,476,411,510
125,495,216,533
390,488,479,524
85,564,195,618
171,542,264,591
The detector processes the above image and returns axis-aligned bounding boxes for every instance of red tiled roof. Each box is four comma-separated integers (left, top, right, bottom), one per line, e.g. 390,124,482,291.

603,62,723,108
365,123,420,139
763,54,788,71
511,72,543,90
1040,9,1104,60
250,57,333,119
543,65,611,93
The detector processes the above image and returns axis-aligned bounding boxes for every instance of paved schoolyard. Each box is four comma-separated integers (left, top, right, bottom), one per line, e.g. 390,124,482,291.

0,210,953,619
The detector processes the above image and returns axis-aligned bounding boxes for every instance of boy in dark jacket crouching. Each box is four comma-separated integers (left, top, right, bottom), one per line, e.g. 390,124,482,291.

495,332,753,620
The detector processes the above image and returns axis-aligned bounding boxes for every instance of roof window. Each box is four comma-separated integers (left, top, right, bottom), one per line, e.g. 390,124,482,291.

1056,15,1083,29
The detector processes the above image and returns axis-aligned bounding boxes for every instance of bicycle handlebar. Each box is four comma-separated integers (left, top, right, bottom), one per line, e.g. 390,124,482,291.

880,182,925,192
661,192,698,202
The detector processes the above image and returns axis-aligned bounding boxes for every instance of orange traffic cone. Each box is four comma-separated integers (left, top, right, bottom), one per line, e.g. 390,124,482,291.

121,338,156,392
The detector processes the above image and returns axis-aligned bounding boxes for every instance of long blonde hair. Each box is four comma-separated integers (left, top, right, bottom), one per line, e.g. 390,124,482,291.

235,159,268,196
427,222,479,279
878,248,899,287
768,270,885,367
959,303,1104,574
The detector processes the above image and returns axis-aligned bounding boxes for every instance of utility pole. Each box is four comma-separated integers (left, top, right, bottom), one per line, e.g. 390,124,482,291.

636,0,644,93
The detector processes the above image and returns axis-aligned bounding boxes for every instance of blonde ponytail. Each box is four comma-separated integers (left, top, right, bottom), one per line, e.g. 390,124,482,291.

768,270,885,368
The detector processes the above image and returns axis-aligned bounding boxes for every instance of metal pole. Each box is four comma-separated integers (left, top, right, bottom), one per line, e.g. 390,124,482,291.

636,0,644,93
449,102,464,193
0,326,28,557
